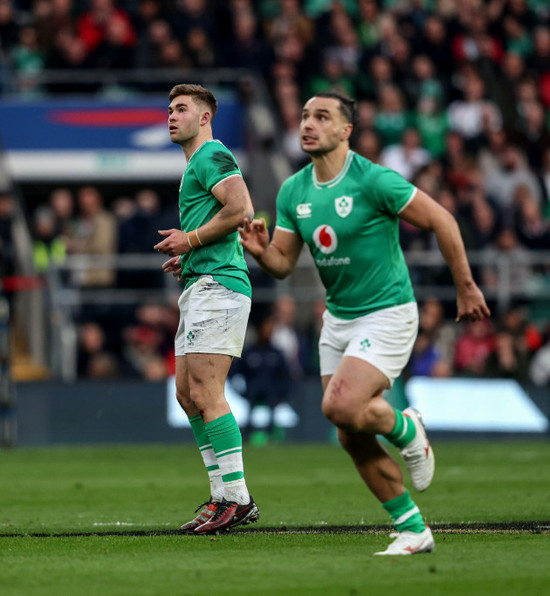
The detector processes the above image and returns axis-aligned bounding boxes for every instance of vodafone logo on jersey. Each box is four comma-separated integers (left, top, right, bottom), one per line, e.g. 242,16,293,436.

313,225,338,254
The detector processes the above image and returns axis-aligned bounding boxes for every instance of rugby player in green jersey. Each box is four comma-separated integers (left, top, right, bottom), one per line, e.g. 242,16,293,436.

155,84,259,534
240,91,490,555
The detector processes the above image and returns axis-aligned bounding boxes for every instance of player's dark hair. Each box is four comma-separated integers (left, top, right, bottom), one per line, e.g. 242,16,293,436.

313,91,356,125
169,83,218,118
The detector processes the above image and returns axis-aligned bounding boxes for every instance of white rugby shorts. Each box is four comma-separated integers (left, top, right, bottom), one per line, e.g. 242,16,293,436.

319,302,419,386
175,275,251,357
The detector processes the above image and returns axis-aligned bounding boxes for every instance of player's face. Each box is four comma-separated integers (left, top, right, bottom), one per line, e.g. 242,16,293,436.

300,97,351,156
168,95,203,146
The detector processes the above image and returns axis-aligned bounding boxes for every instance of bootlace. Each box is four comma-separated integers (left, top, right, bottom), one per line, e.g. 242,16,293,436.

194,498,213,514
209,499,233,521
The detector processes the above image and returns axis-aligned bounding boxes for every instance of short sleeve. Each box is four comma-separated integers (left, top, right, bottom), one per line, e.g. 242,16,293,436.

194,143,241,192
275,178,298,234
371,167,417,215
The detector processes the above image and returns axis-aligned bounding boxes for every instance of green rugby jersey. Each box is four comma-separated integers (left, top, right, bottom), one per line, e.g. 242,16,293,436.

276,150,416,319
178,139,251,298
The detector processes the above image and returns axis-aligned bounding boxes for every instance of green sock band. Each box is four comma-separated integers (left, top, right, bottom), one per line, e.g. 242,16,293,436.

383,490,426,533
205,413,244,482
189,414,211,449
384,408,416,449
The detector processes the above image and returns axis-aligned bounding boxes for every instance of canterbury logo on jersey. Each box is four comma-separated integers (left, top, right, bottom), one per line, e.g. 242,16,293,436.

296,203,312,218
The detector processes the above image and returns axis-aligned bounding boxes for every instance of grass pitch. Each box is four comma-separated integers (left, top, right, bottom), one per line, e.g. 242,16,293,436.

1,441,549,595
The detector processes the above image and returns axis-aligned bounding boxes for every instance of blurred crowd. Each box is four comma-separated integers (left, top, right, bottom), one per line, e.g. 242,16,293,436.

1,0,550,392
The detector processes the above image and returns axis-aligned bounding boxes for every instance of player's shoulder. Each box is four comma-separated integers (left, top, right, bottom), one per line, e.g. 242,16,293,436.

194,139,235,160
191,139,240,175
352,152,409,186
350,151,387,178
280,163,314,194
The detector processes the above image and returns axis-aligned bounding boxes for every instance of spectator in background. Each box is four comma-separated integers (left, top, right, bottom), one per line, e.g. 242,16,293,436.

513,185,550,250
485,144,542,226
77,321,119,378
34,0,75,54
529,323,550,386
9,24,44,96
87,351,119,379
512,100,550,170
49,187,75,239
172,0,216,41
91,13,136,69
271,293,306,384
0,0,20,56
263,0,315,50
415,92,449,159
32,207,67,273
185,26,217,68
307,50,356,99
68,185,117,287
380,127,431,181
76,0,136,63
358,54,394,103
113,195,140,254
419,14,454,83
447,71,502,153
454,318,495,376
499,305,544,358
121,323,165,378
221,9,274,76
484,327,530,382
353,126,381,163
417,297,456,371
482,227,534,299
409,331,451,378
355,0,383,51
539,147,550,211
230,312,293,444
374,83,411,146
0,193,16,289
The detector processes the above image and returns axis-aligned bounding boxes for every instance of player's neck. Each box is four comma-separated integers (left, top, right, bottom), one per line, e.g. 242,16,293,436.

181,130,213,162
311,144,350,182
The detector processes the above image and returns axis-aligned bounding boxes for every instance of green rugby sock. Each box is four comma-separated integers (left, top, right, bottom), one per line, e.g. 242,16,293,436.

189,414,223,501
206,412,249,504
383,490,427,533
384,408,416,448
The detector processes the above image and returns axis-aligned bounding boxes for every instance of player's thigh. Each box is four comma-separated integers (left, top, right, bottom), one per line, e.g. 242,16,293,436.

186,352,233,393
322,356,389,417
175,355,194,412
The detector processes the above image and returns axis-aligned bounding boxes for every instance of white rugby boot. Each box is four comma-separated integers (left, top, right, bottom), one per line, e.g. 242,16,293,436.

399,408,435,491
375,527,435,556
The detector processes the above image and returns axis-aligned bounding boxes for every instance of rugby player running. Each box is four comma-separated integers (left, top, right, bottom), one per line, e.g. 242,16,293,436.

239,91,490,555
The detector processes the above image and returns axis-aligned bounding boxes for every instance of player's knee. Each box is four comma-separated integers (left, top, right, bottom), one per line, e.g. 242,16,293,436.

176,387,194,412
322,395,357,429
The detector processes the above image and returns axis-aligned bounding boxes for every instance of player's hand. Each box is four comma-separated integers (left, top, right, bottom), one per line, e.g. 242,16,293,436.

154,229,190,256
239,218,269,258
161,256,182,279
456,283,491,322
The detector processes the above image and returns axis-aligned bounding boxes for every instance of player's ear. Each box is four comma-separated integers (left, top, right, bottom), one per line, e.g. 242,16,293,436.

200,110,212,126
342,123,353,141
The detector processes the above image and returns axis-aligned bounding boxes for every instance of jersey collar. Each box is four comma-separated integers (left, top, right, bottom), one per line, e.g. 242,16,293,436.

311,150,354,189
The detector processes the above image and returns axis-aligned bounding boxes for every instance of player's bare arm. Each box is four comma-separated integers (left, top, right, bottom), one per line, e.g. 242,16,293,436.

399,189,491,322
205,174,254,239
154,176,253,256
239,220,303,280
